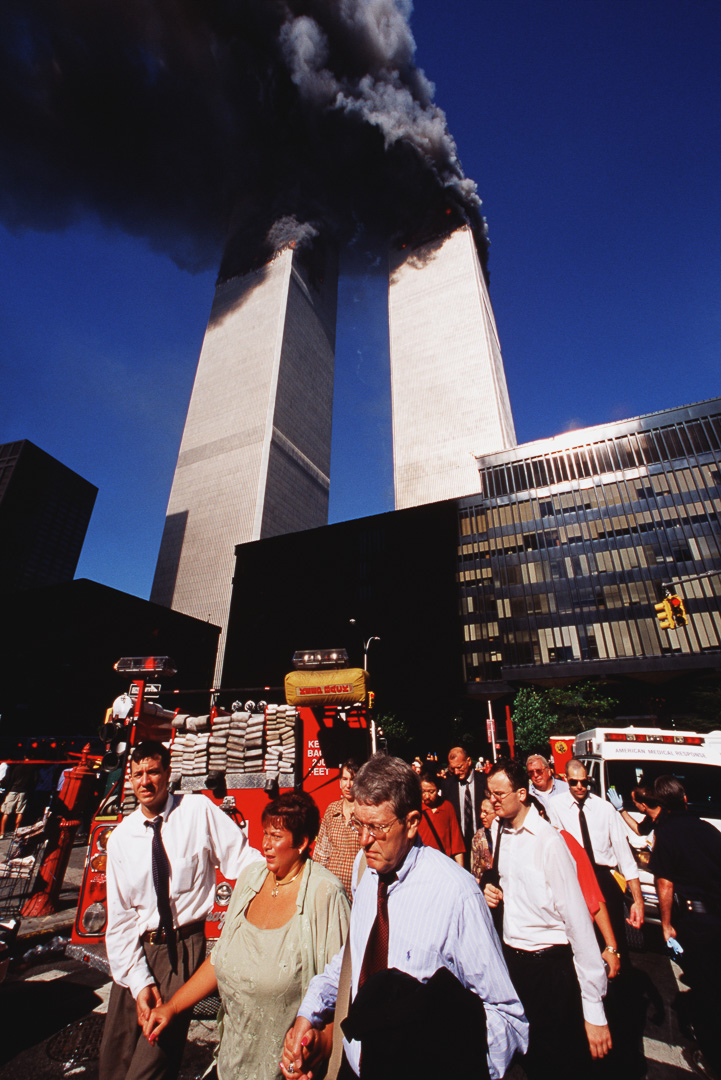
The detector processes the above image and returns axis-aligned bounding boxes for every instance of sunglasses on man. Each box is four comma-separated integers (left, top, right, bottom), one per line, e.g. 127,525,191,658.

568,778,590,788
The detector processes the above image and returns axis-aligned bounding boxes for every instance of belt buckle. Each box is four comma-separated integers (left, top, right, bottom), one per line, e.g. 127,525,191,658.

150,928,163,944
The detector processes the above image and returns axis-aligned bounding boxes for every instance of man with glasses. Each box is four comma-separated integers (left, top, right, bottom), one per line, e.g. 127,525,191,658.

442,745,486,866
483,759,611,1077
526,754,568,806
282,753,527,1080
547,758,644,959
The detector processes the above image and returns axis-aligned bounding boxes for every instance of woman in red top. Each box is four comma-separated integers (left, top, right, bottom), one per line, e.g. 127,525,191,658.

417,768,465,865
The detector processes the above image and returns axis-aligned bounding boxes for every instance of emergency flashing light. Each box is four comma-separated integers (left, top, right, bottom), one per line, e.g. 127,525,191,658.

114,656,178,677
292,648,350,670
604,732,703,746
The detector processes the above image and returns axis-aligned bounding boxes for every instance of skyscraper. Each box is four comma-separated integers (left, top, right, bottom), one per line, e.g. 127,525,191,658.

388,225,516,508
153,223,514,683
0,440,97,593
151,241,338,681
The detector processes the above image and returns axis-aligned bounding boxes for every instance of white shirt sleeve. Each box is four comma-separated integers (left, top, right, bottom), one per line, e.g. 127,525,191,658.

606,799,640,882
105,836,154,999
543,833,608,1025
202,798,263,879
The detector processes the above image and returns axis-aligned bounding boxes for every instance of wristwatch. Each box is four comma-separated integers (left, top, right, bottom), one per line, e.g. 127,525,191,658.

603,946,620,956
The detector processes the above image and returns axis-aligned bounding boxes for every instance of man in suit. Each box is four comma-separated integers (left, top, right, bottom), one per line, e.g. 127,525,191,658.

442,746,486,867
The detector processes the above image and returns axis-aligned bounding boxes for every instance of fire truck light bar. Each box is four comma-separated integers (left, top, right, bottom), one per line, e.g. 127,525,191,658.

292,649,349,670
114,656,178,677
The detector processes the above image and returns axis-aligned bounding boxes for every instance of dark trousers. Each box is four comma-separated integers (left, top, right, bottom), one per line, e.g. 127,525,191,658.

593,868,646,1080
99,929,206,1080
504,943,589,1080
675,910,721,1074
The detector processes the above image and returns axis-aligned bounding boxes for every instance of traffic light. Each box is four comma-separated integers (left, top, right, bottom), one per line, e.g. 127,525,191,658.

668,594,688,626
368,691,375,710
655,599,675,630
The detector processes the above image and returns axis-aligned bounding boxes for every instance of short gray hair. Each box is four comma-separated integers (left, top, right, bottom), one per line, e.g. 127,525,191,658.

526,754,550,768
352,753,421,818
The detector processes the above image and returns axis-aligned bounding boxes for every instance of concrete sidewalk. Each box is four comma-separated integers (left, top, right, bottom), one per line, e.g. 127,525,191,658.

1,832,86,943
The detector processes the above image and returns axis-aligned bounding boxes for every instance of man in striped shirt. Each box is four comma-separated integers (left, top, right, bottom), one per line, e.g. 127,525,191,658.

282,754,527,1080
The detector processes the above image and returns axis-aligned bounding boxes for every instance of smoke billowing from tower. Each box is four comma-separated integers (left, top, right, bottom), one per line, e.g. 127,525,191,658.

0,0,487,277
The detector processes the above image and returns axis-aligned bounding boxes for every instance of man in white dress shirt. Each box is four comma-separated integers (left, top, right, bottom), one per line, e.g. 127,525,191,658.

526,754,569,806
547,758,644,962
99,740,260,1080
483,759,611,1078
282,754,528,1080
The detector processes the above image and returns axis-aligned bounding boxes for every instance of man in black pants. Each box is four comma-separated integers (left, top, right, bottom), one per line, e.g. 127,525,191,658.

650,775,721,1078
483,759,611,1079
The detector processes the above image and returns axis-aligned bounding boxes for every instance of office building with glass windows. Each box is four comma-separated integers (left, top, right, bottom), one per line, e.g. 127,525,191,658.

224,398,721,731
460,398,721,694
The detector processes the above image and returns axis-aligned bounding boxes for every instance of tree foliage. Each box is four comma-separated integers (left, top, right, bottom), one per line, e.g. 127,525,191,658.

511,681,619,757
376,712,412,756
544,681,618,736
511,689,557,759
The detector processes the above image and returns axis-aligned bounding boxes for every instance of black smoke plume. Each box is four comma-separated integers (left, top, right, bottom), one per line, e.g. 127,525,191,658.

0,0,487,278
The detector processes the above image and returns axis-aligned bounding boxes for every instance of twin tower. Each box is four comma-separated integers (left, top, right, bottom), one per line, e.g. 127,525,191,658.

151,224,516,678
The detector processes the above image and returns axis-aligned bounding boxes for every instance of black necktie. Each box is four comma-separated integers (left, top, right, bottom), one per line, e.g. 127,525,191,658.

463,783,473,841
147,816,176,968
359,872,396,988
484,827,493,855
577,800,597,868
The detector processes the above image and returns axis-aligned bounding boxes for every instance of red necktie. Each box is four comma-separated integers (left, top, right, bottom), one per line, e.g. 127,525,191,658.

359,872,396,987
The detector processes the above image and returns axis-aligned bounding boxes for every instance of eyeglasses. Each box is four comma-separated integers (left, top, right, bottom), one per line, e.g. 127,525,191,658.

488,789,515,803
349,815,399,840
527,768,549,777
568,778,590,788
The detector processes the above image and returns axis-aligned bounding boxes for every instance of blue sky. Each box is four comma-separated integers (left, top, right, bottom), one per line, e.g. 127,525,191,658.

1,0,719,599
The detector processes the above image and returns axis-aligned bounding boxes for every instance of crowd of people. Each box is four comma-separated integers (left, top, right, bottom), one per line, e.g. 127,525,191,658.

97,740,720,1080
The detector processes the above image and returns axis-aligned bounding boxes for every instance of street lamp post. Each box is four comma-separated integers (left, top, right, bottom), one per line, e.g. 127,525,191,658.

349,620,380,753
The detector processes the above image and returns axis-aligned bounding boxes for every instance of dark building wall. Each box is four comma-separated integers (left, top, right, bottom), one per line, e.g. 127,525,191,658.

224,501,462,737
0,440,97,593
0,579,220,737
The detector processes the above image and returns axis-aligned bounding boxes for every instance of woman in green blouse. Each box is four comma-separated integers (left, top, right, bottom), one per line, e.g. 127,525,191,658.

143,790,350,1080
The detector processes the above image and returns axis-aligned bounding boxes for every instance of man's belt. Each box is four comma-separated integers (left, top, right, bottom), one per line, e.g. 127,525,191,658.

140,919,205,945
504,943,570,960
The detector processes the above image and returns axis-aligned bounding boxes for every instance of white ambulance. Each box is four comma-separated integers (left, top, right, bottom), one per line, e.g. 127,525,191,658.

573,726,721,925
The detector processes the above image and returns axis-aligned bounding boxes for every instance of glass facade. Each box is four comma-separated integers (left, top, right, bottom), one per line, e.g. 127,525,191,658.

458,400,721,687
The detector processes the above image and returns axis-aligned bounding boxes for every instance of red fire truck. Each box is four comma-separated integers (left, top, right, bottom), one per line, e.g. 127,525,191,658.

72,653,371,951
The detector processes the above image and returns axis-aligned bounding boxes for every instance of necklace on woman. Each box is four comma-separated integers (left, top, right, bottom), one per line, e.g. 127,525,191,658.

270,866,303,898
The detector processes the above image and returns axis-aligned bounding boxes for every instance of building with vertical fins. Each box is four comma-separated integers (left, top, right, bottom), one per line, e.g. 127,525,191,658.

388,225,516,509
151,241,338,682
152,222,515,683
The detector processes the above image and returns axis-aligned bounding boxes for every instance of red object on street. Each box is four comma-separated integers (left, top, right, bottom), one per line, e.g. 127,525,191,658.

505,706,515,759
22,745,97,917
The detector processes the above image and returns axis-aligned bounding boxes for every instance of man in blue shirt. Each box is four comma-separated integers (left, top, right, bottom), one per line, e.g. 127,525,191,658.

281,754,527,1080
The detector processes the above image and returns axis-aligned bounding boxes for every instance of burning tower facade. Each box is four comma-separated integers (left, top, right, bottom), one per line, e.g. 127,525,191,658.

152,225,515,683
151,242,337,681
389,225,516,509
